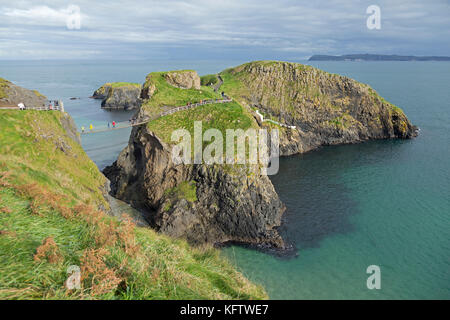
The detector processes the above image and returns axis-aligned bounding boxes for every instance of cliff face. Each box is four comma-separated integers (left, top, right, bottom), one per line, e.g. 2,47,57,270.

0,78,47,108
0,100,266,299
104,121,286,249
221,61,418,155
104,61,418,251
93,83,142,110
164,70,201,90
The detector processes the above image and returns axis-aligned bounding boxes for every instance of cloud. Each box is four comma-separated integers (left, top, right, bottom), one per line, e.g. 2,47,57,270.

0,0,449,59
2,5,85,27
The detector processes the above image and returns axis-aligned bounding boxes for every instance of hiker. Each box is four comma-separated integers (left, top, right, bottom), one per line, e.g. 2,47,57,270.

18,102,25,110
108,122,110,128
81,126,85,133
89,124,93,131
112,121,116,128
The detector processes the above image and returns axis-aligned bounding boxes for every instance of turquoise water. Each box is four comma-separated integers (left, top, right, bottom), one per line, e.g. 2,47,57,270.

224,61,450,299
1,60,448,299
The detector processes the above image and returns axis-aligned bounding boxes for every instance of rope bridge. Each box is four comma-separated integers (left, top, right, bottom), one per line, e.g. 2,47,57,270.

81,98,233,135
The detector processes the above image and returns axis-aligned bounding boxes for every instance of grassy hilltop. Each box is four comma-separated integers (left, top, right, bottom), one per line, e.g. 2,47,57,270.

0,109,266,300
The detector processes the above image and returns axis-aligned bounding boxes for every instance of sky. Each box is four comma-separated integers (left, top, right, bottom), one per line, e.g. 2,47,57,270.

0,0,449,60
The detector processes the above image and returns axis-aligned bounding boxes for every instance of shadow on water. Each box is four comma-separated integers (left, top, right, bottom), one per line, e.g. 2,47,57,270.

271,139,413,251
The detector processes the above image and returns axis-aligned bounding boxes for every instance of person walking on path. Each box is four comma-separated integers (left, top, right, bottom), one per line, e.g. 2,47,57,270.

112,121,116,128
81,126,85,133
108,122,110,128
89,124,93,131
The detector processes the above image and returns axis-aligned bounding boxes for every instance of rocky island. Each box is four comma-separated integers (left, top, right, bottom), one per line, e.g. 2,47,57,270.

92,82,142,110
104,61,418,251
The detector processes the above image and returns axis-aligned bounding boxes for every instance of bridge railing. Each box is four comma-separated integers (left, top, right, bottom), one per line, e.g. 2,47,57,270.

81,98,233,134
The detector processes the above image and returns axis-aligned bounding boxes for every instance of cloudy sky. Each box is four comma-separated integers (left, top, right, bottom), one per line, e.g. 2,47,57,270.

0,0,449,60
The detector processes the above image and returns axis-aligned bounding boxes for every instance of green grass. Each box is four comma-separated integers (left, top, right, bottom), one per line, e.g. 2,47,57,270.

200,74,219,86
164,181,198,203
0,110,267,300
108,82,141,88
142,72,222,116
0,78,11,99
147,101,257,145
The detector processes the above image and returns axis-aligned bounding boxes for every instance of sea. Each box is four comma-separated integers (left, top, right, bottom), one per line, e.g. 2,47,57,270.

1,59,448,299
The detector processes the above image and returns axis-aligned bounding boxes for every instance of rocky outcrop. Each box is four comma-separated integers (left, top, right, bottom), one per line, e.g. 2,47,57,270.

104,126,286,249
222,61,418,156
164,71,201,90
92,83,112,100
0,77,47,108
92,83,142,110
104,61,418,251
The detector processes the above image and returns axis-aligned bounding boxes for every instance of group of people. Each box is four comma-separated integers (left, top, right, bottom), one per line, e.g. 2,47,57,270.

81,120,118,133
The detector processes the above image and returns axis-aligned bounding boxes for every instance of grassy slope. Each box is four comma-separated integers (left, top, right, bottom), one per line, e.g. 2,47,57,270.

142,71,222,117
0,110,267,300
220,60,408,118
147,101,257,144
0,78,11,100
200,74,219,86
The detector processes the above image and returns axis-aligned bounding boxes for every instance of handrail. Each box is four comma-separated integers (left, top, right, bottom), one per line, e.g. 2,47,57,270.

81,98,233,135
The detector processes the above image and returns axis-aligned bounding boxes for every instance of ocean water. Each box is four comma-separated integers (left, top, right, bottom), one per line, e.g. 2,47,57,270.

0,60,448,299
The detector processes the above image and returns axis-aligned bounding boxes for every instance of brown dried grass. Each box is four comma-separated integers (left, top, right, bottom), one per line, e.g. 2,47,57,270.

80,248,122,296
33,237,63,264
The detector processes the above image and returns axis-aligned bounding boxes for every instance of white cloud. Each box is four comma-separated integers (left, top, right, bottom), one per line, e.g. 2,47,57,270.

0,0,448,59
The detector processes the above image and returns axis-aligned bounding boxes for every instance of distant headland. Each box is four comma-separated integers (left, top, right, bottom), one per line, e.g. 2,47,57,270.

308,54,450,61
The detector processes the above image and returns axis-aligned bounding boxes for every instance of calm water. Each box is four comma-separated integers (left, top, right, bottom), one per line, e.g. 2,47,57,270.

1,60,448,299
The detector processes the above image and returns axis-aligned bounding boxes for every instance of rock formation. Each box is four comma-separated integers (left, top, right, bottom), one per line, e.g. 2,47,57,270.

0,77,47,108
164,70,201,89
221,61,418,156
104,129,286,249
92,83,142,110
104,61,418,250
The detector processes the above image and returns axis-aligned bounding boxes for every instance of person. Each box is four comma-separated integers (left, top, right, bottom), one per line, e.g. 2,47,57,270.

18,102,25,110
89,124,93,131
108,122,110,128
112,121,116,128
81,126,85,133
49,103,53,110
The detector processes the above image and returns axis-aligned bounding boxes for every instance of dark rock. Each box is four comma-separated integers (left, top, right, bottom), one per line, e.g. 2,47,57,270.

104,127,287,249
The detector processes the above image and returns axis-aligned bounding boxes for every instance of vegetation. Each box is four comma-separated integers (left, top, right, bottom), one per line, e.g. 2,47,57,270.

0,78,11,100
0,110,267,300
142,72,222,116
108,82,141,89
200,74,219,86
164,181,198,203
147,101,257,145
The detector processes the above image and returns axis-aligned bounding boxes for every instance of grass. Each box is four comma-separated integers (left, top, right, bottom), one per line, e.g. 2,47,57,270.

0,110,267,300
147,101,257,145
164,181,198,203
141,71,222,116
108,82,141,89
0,78,11,100
200,74,219,86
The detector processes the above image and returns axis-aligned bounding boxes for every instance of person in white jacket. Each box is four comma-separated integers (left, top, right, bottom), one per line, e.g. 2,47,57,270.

18,102,25,110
